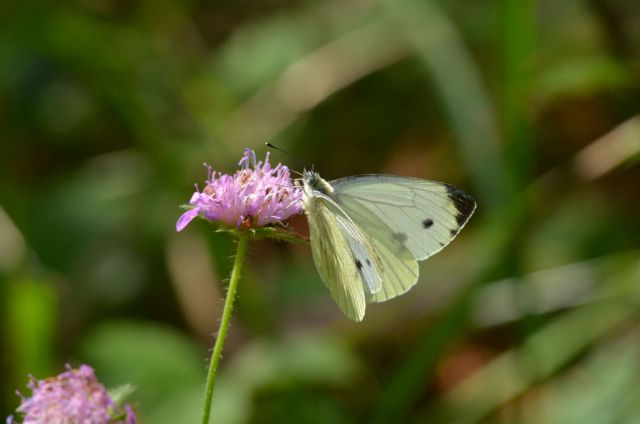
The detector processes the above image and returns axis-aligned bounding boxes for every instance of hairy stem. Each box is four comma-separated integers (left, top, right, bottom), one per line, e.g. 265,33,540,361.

201,233,249,424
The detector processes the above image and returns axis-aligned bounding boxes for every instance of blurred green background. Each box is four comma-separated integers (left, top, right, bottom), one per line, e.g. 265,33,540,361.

2,0,640,423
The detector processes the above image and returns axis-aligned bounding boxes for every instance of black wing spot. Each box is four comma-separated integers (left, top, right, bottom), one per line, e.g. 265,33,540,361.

366,258,371,266
450,229,458,237
422,218,434,229
393,232,408,242
445,184,476,226
355,259,363,270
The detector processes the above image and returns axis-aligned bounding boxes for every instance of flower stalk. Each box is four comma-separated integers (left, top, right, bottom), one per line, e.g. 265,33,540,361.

201,232,249,424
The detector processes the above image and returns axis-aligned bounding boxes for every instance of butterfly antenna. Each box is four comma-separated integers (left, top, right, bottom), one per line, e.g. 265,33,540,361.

265,142,304,175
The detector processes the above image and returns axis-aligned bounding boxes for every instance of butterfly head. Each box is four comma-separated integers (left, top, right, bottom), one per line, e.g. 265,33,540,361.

302,169,333,198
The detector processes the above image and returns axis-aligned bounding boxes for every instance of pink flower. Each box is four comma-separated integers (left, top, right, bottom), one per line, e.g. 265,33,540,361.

8,365,136,424
176,149,302,231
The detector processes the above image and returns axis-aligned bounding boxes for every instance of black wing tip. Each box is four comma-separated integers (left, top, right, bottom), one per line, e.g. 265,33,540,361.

445,184,477,226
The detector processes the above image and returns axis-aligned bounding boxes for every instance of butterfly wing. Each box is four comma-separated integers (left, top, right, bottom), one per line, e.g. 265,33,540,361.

331,174,476,302
306,192,383,321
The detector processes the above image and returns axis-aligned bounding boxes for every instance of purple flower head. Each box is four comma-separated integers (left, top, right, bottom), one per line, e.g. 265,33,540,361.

9,364,136,424
176,148,303,231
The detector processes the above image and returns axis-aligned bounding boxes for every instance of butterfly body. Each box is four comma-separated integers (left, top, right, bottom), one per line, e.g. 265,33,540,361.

302,170,475,321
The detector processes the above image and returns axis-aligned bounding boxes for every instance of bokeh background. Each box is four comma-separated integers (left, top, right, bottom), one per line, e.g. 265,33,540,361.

2,0,640,422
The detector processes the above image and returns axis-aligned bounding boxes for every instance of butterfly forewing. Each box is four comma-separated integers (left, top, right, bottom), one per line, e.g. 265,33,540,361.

331,175,476,302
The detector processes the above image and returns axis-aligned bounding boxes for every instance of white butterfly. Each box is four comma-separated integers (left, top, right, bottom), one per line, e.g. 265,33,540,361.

301,171,476,321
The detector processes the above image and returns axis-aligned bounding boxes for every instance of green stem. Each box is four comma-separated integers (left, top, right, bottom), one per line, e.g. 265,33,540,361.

201,233,249,424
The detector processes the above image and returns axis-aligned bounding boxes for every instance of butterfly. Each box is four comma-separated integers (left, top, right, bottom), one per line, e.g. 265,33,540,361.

301,171,476,321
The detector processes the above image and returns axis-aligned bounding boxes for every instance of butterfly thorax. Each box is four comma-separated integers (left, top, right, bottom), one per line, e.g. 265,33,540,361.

302,171,335,211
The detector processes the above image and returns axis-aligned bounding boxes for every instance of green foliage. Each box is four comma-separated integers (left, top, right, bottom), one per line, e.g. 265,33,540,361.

5,278,57,387
79,321,205,423
2,0,640,423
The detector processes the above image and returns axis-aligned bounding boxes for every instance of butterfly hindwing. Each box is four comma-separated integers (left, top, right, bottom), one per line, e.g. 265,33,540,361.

327,194,419,302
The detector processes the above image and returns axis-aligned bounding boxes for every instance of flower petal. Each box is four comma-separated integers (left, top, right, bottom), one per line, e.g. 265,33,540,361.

176,209,200,232
178,149,302,229
125,405,137,424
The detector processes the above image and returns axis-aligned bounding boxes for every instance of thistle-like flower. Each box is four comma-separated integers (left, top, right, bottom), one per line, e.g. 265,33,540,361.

176,148,302,231
8,364,136,424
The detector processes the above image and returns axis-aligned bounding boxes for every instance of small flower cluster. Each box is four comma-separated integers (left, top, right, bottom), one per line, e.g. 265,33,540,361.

8,364,136,424
176,148,302,231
